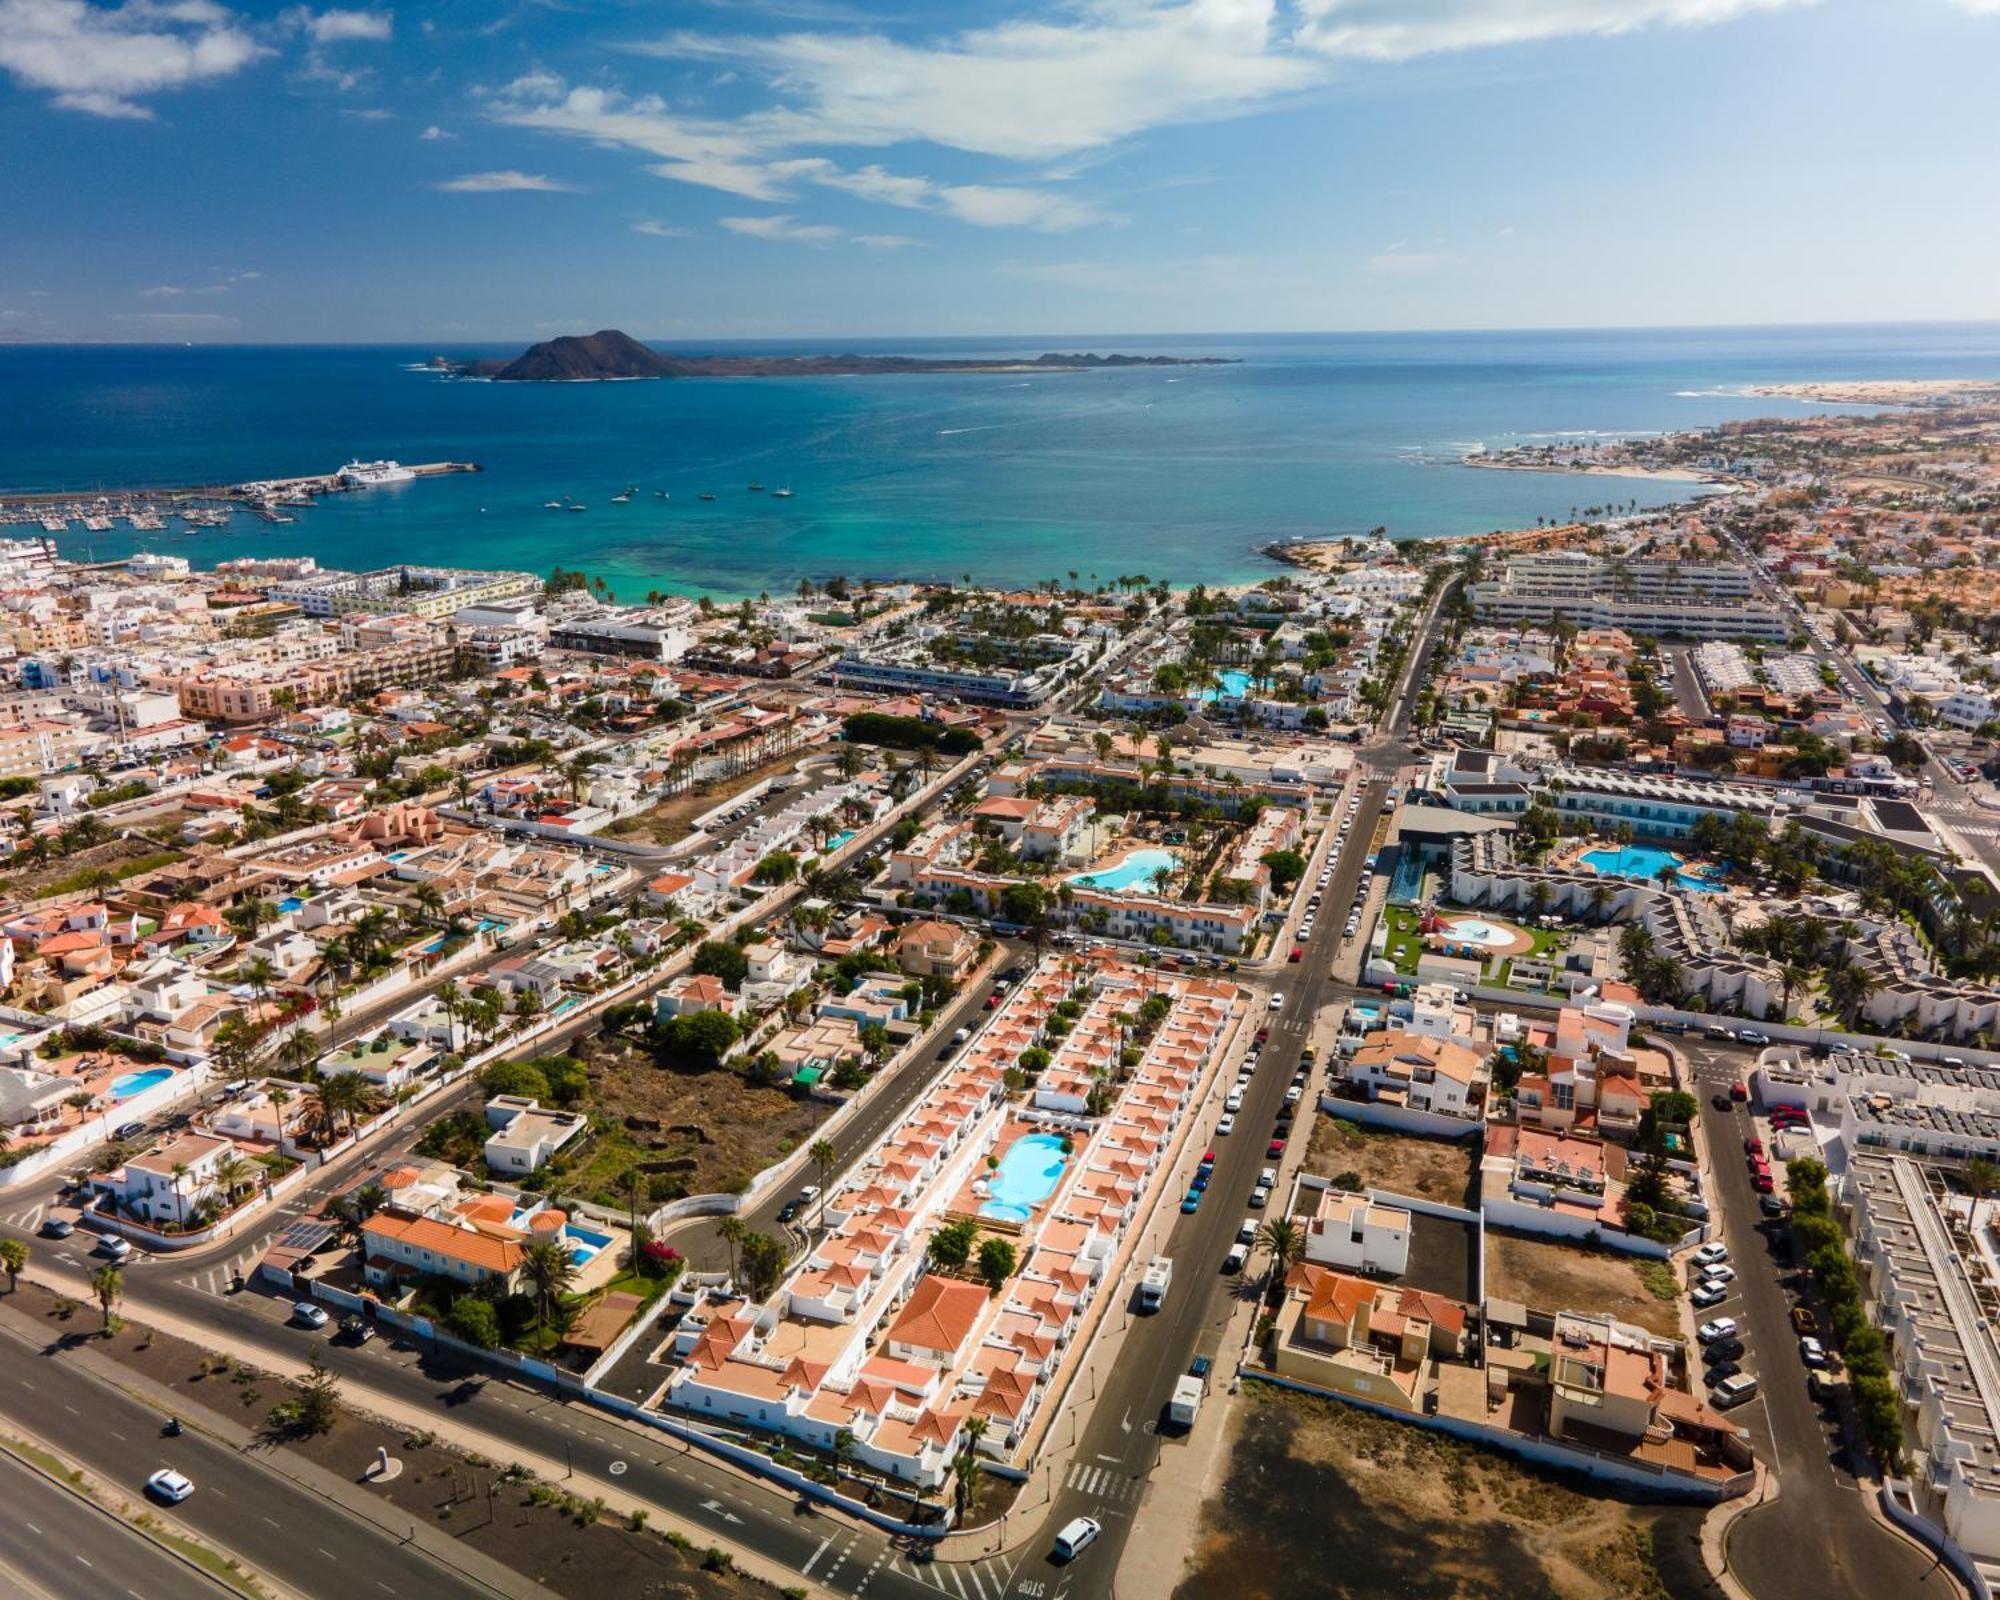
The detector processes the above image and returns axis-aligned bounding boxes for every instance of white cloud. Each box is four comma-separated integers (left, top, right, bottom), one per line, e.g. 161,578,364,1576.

721,213,842,243
490,79,786,199
139,267,258,296
436,169,575,192
0,0,265,118
1946,0,2000,11
632,218,691,237
288,6,390,45
644,0,1319,162
419,122,452,139
935,183,1104,232
1294,0,1812,61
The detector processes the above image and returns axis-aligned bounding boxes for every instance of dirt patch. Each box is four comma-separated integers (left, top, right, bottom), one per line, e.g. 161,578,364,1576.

1,836,185,899
1484,1229,1683,1339
1302,1115,1477,1207
564,1031,834,1205
1174,1385,1718,1600
10,1285,769,1600
604,750,814,848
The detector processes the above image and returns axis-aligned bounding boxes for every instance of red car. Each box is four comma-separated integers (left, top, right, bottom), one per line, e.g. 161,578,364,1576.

1289,947,1304,963
1752,1172,1775,1194
1744,1136,1763,1156
1729,1081,1748,1102
1267,1138,1287,1158
1256,1028,1271,1044
984,994,1000,1010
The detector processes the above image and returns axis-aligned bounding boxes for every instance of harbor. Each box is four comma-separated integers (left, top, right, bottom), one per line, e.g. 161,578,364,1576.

0,459,480,534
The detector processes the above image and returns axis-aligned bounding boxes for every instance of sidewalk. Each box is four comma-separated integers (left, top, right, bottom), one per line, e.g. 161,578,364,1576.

13,1268,826,1599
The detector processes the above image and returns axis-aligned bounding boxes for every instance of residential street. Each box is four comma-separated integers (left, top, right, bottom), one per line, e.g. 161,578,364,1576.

1679,1042,1945,1600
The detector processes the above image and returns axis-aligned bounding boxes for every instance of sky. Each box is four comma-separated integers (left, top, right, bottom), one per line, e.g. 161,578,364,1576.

2,0,1998,342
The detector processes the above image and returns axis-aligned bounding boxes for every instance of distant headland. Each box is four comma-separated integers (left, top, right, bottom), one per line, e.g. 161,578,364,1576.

431,329,1238,383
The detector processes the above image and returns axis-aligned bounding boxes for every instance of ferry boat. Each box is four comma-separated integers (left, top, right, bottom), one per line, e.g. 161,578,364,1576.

338,459,416,487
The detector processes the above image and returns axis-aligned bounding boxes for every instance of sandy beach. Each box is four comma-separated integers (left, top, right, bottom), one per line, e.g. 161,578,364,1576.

1461,456,1720,484
1747,378,2000,406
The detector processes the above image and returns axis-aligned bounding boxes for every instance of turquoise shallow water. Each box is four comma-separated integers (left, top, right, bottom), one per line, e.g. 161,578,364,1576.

8,324,1999,599
979,1132,1069,1223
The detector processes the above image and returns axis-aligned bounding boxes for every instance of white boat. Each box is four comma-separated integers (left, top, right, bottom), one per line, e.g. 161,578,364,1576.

771,485,794,499
337,459,416,487
543,500,563,510
611,492,633,504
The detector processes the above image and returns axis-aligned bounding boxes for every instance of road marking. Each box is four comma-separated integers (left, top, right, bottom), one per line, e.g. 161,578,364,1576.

803,1535,833,1576
945,1563,969,1599
965,1562,994,1600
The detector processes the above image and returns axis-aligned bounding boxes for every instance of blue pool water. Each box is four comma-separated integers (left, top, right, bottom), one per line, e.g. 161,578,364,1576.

1581,845,1726,893
828,830,856,851
385,850,410,861
476,918,507,933
277,895,304,914
109,1067,173,1099
564,1223,614,1267
1201,669,1254,702
1068,846,1179,893
978,1133,1069,1223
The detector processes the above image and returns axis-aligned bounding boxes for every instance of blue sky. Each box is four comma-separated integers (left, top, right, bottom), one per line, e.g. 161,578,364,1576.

3,0,1998,341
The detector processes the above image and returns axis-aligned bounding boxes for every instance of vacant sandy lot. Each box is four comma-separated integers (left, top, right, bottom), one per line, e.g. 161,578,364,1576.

1174,1386,1718,1600
1485,1228,1682,1339
1302,1114,1478,1207
603,749,808,847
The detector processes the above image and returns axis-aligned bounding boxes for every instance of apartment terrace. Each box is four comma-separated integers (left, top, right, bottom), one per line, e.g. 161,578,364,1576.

654,952,1243,1486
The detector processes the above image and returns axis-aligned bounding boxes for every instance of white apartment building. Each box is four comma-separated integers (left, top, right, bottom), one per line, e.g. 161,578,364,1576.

1297,1178,1413,1278
1469,553,1787,640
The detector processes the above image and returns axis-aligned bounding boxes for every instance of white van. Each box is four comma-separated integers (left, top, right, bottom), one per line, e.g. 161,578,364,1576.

1053,1516,1101,1561
1222,1243,1248,1274
1710,1372,1759,1409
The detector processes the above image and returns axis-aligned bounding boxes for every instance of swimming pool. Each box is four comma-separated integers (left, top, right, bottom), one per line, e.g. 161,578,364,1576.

1581,845,1726,893
564,1222,614,1267
109,1067,173,1100
828,830,856,851
277,895,304,914
1201,668,1254,702
1068,846,1179,893
977,1133,1069,1223
1440,917,1522,949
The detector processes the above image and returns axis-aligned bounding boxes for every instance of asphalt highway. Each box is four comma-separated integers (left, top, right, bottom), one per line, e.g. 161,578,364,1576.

0,1450,231,1600
0,1311,496,1600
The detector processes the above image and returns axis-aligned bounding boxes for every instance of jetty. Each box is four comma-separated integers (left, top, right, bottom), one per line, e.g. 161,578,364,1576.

0,460,480,530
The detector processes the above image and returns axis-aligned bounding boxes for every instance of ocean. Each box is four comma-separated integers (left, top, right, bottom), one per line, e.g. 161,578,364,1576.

6,322,1998,600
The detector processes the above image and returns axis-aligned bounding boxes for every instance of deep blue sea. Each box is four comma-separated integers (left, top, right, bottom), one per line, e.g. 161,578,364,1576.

5,323,1997,600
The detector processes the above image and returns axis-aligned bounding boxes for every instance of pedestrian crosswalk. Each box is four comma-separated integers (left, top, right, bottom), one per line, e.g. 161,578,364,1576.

1064,1459,1141,1503
884,1551,1013,1599
3,1202,46,1232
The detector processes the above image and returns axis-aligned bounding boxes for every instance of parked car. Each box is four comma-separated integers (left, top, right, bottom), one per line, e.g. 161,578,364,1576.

338,1314,376,1345
1752,1172,1775,1194
1289,947,1303,963
1711,1372,1759,1409
1691,1284,1729,1309
1266,1138,1286,1158
1706,1359,1743,1383
1798,1336,1829,1369
97,1235,132,1262
1739,1030,1771,1046
1222,1244,1248,1274
1697,1318,1739,1344
112,1120,146,1141
292,1301,330,1329
1700,1264,1737,1285
1791,1306,1819,1335
1704,1338,1746,1363
1729,1081,1748,1102
1694,1242,1729,1266
1711,1092,1735,1113
1248,1184,1271,1209
1238,1219,1258,1245
1180,1189,1202,1214
40,1216,74,1239
1216,1114,1236,1137
1759,1194,1788,1218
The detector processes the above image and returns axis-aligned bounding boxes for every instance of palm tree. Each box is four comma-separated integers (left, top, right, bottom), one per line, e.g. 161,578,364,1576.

212,1153,254,1208
90,1264,122,1330
832,1427,861,1489
1256,1218,1304,1307
1776,963,1811,1020
952,1414,989,1519
1962,1158,2000,1207
435,978,464,1049
0,1236,26,1293
717,1215,747,1287
244,956,277,1010
808,1138,838,1228
520,1237,577,1335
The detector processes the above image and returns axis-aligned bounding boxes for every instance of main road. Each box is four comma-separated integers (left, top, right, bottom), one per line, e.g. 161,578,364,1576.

0,1450,232,1600
0,1310,499,1600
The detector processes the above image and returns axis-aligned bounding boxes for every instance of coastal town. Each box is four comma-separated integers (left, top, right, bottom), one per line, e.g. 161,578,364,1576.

3,385,2000,1600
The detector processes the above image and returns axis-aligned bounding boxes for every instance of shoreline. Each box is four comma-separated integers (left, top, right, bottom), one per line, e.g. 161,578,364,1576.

1459,456,1722,485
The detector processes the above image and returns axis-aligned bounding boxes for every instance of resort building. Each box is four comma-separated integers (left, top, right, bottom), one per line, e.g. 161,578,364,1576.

657,952,1246,1486
1467,554,1788,640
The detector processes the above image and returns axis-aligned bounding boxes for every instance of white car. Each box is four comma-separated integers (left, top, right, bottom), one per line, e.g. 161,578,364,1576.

292,1301,330,1329
1216,1114,1236,1136
146,1468,195,1504
1248,1184,1271,1209
1268,994,1284,1010
1053,1516,1101,1561
1224,1091,1245,1113
1799,1336,1829,1369
1284,1086,1302,1105
1700,1264,1737,1285
1693,1242,1729,1266
1690,1284,1728,1309
1259,1166,1278,1188
1238,1219,1258,1245
1697,1318,1739,1344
